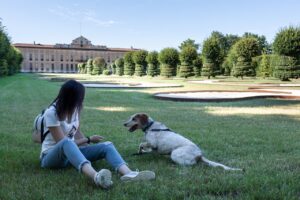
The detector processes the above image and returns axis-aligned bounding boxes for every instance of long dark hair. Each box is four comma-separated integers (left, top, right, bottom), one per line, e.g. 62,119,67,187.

51,80,85,120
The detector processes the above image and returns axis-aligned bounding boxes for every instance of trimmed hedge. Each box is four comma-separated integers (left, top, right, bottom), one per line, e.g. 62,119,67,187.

271,55,300,80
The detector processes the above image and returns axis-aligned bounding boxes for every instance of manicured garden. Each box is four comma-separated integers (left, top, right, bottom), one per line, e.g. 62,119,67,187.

0,74,299,199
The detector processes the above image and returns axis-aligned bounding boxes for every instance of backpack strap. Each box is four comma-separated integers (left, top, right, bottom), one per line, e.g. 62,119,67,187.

40,116,50,143
40,105,55,143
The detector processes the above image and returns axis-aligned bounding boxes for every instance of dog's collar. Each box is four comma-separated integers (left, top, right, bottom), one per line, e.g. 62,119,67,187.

142,121,154,132
142,121,172,133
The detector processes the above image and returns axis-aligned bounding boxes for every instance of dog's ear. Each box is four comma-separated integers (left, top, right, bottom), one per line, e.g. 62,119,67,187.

139,114,149,126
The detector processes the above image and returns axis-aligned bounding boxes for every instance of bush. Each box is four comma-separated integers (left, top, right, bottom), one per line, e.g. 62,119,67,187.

133,50,148,76
193,56,202,77
158,48,179,77
201,37,221,78
273,26,300,59
201,59,216,79
92,57,106,75
232,56,255,79
179,47,198,78
0,59,8,76
0,21,23,77
271,55,300,81
253,54,272,78
77,63,86,74
146,51,159,77
115,58,124,76
124,52,135,76
103,69,112,75
86,59,93,75
108,63,116,74
231,37,260,78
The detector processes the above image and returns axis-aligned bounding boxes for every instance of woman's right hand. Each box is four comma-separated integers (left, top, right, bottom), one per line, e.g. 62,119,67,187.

90,135,105,143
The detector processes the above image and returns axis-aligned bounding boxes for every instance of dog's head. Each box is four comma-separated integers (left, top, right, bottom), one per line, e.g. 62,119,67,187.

123,113,150,132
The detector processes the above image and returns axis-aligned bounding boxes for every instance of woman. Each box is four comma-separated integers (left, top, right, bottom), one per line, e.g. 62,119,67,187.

40,79,155,189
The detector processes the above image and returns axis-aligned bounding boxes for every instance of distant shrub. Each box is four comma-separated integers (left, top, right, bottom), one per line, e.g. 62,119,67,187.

133,50,148,76
124,52,135,76
158,48,179,77
115,58,124,76
103,69,111,75
146,51,159,77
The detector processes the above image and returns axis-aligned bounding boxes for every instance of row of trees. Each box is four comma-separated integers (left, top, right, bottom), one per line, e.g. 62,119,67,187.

0,20,23,77
77,25,300,81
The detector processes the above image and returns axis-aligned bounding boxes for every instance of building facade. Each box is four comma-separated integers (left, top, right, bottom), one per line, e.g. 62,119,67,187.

14,36,136,73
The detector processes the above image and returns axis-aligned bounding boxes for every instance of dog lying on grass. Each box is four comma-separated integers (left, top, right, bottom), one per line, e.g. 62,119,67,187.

124,113,242,171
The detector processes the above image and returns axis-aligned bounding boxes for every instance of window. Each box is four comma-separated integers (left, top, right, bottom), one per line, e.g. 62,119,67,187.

80,40,83,47
80,55,83,61
70,55,73,62
60,55,63,61
51,63,54,72
41,63,44,71
29,63,33,72
66,64,69,72
51,55,54,61
29,54,32,61
71,64,73,71
41,54,44,61
61,64,63,72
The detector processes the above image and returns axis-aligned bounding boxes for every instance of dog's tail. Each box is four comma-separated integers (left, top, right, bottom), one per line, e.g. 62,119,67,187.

197,156,243,171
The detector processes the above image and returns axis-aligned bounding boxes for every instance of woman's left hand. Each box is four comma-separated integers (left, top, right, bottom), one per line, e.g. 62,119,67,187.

90,135,105,143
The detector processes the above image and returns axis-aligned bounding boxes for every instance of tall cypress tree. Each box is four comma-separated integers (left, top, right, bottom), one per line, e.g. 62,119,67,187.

115,58,124,76
158,48,179,77
124,52,135,76
133,50,148,76
146,51,159,77
86,59,93,75
179,46,197,78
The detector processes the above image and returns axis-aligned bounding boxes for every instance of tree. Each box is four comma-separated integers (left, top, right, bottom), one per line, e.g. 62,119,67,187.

0,59,8,76
193,55,202,77
201,37,221,78
158,48,179,77
0,20,23,76
179,46,198,78
273,26,300,59
232,56,254,79
243,32,269,53
123,52,135,76
77,63,85,73
86,59,93,75
110,63,116,74
115,58,124,76
146,51,159,77
179,38,199,50
231,37,260,78
258,53,271,78
92,57,106,75
272,26,300,80
133,50,148,76
271,55,299,81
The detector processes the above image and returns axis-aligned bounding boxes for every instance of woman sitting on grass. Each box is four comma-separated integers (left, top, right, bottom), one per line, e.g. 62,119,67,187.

39,79,155,189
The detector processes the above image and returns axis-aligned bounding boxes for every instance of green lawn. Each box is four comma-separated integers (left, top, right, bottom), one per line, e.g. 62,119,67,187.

0,74,299,200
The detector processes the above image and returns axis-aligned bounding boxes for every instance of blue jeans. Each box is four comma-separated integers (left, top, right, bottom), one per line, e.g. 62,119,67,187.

41,138,126,172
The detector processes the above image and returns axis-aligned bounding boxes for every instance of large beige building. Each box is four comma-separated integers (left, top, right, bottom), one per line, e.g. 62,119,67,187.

14,36,136,73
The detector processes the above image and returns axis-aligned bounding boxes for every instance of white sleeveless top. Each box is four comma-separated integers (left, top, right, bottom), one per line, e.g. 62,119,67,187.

40,105,79,157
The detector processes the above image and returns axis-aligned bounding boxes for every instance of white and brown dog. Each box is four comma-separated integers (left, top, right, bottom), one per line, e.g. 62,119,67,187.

124,113,242,171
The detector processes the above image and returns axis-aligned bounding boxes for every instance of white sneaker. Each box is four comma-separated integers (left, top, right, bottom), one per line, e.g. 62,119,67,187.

120,170,155,182
94,169,113,189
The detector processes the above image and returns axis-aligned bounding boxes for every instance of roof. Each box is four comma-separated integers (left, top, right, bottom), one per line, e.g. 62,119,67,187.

13,43,138,52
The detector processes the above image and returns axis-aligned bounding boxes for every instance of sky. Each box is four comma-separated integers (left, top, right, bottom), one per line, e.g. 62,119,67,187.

0,0,300,51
